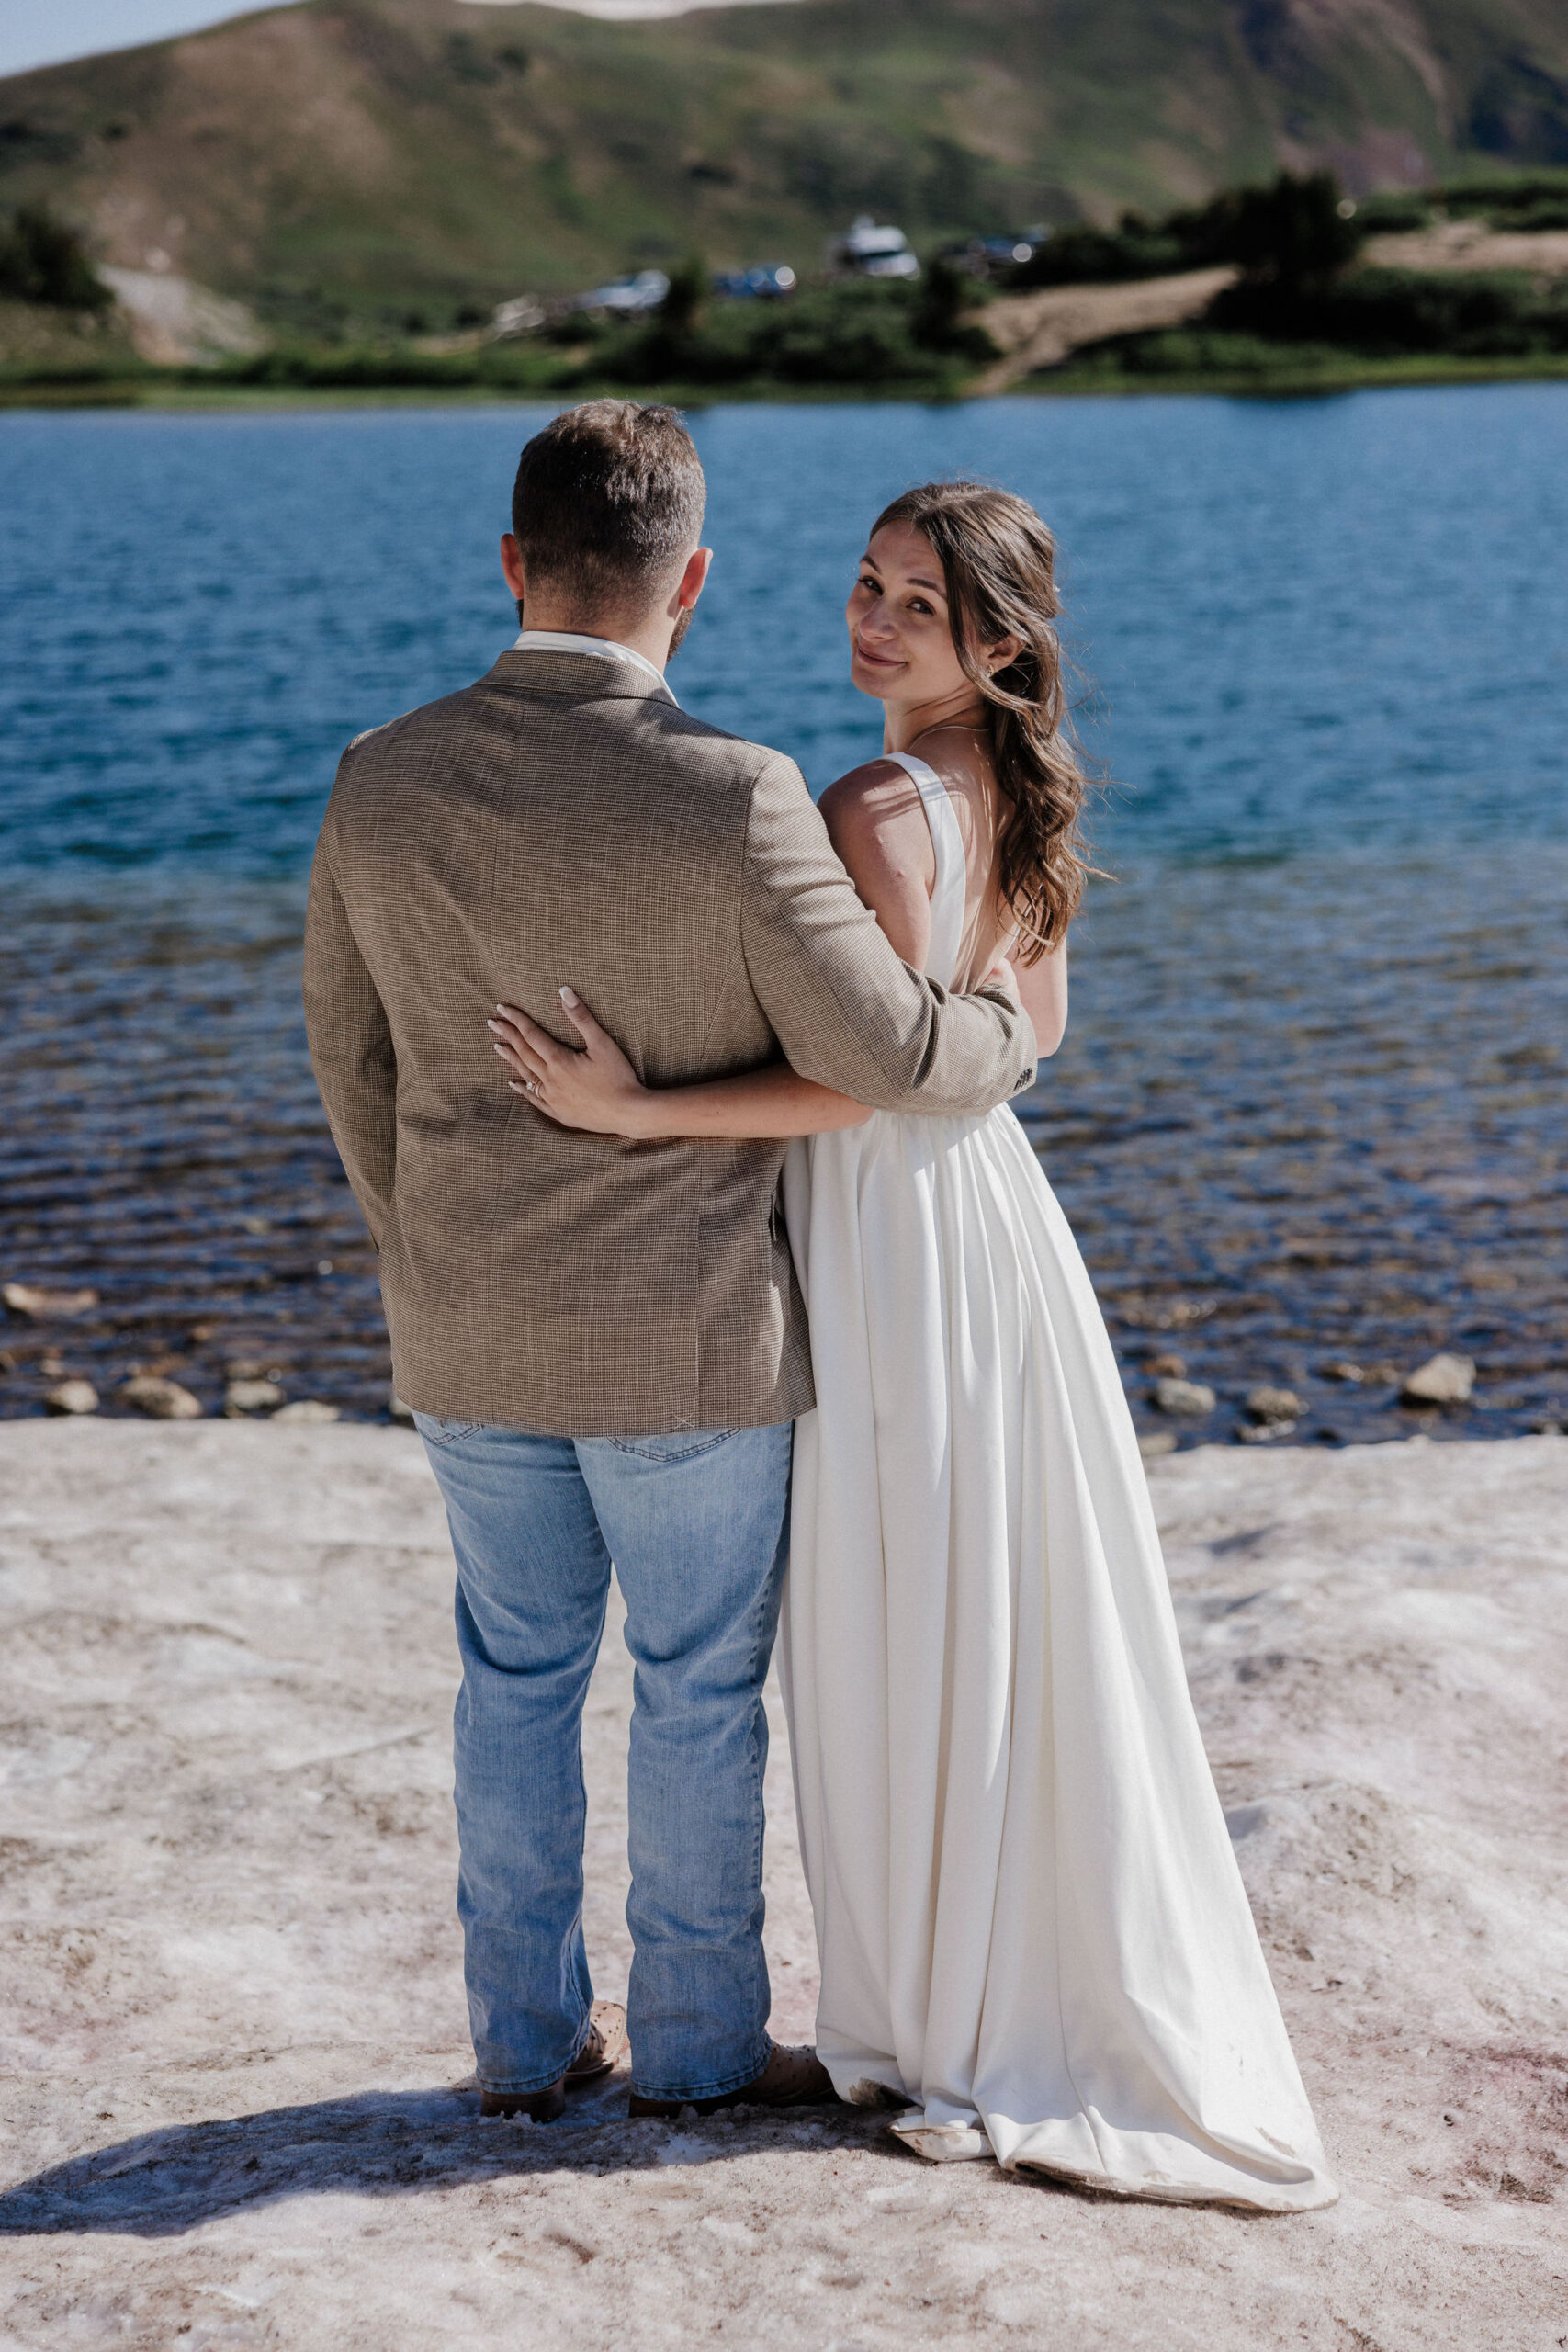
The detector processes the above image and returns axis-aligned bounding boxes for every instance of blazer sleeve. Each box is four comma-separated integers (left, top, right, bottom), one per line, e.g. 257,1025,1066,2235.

302,824,398,1249
739,752,1038,1115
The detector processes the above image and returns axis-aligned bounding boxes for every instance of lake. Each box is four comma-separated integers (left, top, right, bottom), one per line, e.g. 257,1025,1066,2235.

2,386,1565,1442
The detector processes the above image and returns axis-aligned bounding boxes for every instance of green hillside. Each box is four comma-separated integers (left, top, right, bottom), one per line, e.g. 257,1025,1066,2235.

2,0,1566,328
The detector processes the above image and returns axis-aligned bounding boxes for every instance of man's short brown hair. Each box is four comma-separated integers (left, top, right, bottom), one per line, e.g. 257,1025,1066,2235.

511,401,706,619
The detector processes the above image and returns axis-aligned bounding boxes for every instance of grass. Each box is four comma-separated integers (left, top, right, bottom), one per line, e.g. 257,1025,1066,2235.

8,345,1568,413
1030,349,1568,398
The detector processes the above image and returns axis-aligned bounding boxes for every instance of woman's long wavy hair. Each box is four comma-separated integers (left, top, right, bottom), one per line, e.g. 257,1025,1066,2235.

872,481,1097,960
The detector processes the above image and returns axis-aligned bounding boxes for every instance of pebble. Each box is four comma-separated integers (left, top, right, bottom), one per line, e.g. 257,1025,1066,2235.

1144,1351,1187,1379
1137,1430,1179,1459
118,1374,202,1420
1236,1419,1296,1443
272,1400,341,1425
1319,1360,1364,1383
44,1379,99,1416
224,1378,287,1416
3,1282,100,1320
1153,1376,1216,1418
1245,1385,1302,1424
1401,1353,1476,1407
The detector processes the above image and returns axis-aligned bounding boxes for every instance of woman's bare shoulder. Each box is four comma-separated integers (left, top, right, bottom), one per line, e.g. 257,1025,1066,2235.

818,756,917,820
818,759,934,885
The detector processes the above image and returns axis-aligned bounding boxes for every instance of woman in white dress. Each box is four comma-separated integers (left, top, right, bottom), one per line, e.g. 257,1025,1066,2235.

490,482,1337,2211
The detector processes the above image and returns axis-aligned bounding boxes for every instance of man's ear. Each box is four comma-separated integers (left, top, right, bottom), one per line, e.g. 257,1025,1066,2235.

676,546,713,613
501,533,527,604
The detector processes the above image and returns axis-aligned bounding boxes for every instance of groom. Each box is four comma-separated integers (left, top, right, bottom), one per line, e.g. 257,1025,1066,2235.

303,401,1037,2121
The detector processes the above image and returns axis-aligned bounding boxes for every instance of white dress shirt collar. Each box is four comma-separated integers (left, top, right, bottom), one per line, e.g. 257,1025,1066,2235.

512,628,675,701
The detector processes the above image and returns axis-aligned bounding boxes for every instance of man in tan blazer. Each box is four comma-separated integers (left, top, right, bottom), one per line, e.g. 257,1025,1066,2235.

304,401,1036,2127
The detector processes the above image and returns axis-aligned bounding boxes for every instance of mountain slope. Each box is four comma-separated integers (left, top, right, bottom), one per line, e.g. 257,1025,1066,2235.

2,0,1566,323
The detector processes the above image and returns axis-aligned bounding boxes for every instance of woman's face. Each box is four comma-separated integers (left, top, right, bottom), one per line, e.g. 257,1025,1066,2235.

845,523,968,707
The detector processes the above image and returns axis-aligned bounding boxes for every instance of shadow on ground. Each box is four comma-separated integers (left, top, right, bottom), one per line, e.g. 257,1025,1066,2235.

0,2082,897,2239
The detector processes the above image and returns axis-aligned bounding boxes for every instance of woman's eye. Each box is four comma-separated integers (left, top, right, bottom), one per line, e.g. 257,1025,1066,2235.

909,598,932,616
857,575,878,594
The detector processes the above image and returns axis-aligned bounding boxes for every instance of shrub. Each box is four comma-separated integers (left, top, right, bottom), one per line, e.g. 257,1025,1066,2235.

1009,221,1190,288
591,279,964,390
1009,173,1363,294
1436,170,1568,221
912,254,998,358
0,203,110,310
1213,266,1568,355
1356,191,1434,233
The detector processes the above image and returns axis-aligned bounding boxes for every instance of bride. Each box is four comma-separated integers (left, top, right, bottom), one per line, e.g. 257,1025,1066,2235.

489,480,1337,2211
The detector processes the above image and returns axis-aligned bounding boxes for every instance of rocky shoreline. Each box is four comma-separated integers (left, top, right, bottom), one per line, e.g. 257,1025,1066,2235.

3,1272,1557,1452
1,1422,1562,2347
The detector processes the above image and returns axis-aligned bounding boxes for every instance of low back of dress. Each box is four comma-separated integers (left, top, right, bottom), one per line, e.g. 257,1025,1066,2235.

880,749,967,990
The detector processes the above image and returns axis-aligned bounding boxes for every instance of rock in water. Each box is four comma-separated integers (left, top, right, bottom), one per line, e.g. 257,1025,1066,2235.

1138,1430,1179,1459
1402,1353,1476,1407
225,1378,287,1416
1153,1376,1217,1418
3,1282,100,1320
1246,1385,1303,1424
1237,1418,1296,1443
44,1379,99,1416
273,1400,341,1424
118,1374,202,1420
1145,1351,1188,1379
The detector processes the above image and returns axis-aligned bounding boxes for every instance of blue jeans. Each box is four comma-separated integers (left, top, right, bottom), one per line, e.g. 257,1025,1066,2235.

415,1414,793,2103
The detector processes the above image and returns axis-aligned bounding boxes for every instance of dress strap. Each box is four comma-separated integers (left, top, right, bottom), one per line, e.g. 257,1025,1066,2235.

882,752,966,989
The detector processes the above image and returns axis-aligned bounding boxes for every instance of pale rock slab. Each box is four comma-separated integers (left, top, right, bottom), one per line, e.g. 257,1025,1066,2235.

0,1423,1563,2347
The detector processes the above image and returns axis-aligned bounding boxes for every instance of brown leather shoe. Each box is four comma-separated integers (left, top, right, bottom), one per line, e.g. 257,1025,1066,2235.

628,2041,837,2120
479,2080,565,2122
568,1999,627,2085
479,2000,628,2120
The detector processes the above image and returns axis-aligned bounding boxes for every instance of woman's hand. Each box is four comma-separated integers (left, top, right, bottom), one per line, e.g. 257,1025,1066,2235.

488,989,653,1136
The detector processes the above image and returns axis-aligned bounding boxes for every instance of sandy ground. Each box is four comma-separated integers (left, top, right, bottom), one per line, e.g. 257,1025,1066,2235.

972,267,1239,390
1,1421,1563,2349
1364,223,1568,278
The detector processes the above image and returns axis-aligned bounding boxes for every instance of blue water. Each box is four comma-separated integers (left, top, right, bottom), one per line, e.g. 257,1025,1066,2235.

3,388,1566,1435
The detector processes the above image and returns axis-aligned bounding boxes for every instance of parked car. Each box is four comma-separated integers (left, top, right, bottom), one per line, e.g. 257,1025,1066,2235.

827,217,920,280
942,232,1050,280
712,263,797,300
570,269,671,317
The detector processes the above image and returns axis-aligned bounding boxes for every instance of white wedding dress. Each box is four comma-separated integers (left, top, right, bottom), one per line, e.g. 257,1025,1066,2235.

779,752,1336,2210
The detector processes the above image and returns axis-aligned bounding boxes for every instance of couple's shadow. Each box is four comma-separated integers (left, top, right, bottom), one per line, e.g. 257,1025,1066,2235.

0,2075,890,2239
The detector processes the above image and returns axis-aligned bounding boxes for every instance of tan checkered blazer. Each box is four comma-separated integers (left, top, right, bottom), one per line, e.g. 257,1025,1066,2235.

303,644,1037,1436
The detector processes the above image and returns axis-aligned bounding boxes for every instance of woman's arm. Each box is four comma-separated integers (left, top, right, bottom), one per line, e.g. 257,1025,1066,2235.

1013,943,1068,1057
488,761,1031,1142
489,993,872,1140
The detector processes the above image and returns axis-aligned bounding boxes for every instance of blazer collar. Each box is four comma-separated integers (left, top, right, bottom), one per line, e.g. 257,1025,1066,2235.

489,633,678,706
